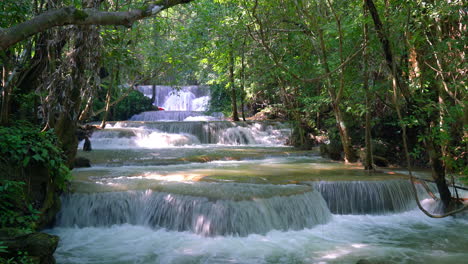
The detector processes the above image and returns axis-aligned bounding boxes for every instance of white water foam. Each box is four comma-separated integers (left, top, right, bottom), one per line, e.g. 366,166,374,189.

79,122,291,149
48,209,468,264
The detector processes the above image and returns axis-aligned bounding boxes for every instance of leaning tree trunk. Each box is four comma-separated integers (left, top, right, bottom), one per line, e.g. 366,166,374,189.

365,0,453,207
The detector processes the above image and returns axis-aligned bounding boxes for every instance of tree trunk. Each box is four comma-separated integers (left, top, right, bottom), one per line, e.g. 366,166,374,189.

332,103,356,163
366,0,453,208
317,27,356,163
55,18,92,167
0,62,19,125
364,0,410,101
78,96,94,122
55,3,96,166
240,39,247,121
0,84,12,125
229,47,239,121
100,69,116,129
151,84,156,105
426,136,452,207
362,0,374,170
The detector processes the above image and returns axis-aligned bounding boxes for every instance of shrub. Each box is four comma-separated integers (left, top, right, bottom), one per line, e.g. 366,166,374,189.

0,123,71,230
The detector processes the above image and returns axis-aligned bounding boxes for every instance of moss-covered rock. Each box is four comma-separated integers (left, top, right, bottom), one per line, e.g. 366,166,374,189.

0,228,59,264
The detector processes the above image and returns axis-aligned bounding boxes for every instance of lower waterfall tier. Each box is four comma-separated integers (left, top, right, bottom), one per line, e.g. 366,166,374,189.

56,186,331,236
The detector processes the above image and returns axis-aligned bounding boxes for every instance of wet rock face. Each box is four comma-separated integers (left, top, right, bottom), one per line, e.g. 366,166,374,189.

0,228,59,264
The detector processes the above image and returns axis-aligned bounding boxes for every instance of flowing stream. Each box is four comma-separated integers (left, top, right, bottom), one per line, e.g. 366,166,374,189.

48,86,467,264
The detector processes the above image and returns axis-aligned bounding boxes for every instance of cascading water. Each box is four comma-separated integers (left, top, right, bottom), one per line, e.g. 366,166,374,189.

57,184,331,236
312,180,438,214
52,85,467,264
81,121,292,148
133,85,220,121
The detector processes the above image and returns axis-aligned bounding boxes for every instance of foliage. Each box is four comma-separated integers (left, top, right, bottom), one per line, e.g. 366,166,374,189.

0,123,70,232
113,90,154,121
207,83,231,115
0,0,466,202
0,0,32,28
0,123,71,190
0,180,39,231
0,248,35,264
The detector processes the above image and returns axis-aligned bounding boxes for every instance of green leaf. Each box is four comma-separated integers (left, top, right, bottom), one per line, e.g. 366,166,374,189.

22,156,30,167
32,154,42,161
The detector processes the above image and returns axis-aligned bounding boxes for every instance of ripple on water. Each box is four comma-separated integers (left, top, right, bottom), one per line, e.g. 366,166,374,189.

47,210,468,264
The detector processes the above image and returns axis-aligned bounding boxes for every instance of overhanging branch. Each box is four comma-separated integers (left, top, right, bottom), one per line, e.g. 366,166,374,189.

0,0,195,50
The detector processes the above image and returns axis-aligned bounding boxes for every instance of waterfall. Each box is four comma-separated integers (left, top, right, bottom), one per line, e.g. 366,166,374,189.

312,180,438,214
83,121,291,148
129,111,210,122
134,85,218,121
56,186,331,236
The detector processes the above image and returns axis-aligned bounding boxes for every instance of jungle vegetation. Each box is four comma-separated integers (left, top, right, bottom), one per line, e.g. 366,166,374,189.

0,0,466,240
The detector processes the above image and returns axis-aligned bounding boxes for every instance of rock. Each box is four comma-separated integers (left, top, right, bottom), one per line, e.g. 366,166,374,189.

357,260,372,264
319,141,343,160
373,155,389,167
74,156,91,168
0,228,59,264
83,137,92,151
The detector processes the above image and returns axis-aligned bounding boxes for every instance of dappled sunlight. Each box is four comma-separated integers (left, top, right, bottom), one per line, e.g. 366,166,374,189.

322,249,351,259
351,243,367,249
141,172,206,182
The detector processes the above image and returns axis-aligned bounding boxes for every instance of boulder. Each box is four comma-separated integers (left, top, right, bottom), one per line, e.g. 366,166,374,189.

74,156,91,168
0,228,59,264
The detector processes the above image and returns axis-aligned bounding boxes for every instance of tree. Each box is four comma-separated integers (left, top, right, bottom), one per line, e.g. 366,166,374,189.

0,0,195,50
1,0,196,167
364,0,466,213
244,0,361,161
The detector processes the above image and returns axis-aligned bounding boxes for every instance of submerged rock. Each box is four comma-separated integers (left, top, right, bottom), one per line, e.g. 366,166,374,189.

0,228,59,264
373,155,389,167
74,156,91,168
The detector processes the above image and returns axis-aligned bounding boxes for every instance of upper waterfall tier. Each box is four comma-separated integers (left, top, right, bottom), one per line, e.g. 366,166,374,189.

137,85,210,111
